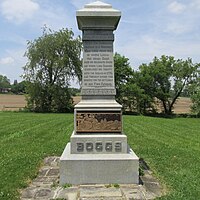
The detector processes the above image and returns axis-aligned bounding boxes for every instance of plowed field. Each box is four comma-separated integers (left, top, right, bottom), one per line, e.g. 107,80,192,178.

0,94,192,113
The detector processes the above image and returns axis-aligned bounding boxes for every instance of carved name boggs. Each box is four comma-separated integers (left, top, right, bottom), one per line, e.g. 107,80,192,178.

76,112,122,133
77,141,122,152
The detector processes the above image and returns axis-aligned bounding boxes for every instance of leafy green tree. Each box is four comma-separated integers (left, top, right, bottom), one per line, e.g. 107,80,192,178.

114,53,134,110
114,53,155,114
69,88,81,96
0,75,10,89
139,55,199,114
189,70,200,116
129,71,156,114
11,80,27,94
23,27,82,112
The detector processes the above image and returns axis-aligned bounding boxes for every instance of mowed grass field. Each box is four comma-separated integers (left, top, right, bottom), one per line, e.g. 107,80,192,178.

0,94,193,113
0,112,199,199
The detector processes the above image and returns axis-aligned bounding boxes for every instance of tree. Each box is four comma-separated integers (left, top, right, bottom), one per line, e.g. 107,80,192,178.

129,71,157,114
0,75,10,89
114,53,134,111
11,80,27,94
23,27,82,112
114,53,155,114
189,70,200,116
68,88,81,96
139,55,199,114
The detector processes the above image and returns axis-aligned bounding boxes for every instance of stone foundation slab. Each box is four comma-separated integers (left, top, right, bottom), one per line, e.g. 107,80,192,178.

60,143,139,185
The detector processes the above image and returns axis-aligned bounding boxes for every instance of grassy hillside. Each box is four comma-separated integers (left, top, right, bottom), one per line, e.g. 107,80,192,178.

0,112,199,199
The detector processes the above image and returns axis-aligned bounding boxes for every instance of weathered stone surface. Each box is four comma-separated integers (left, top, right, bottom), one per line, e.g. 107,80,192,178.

20,156,165,200
60,144,139,185
70,132,128,154
43,156,59,167
77,2,119,97
63,0,139,180
80,198,124,200
83,30,114,41
34,188,53,198
46,168,59,177
56,187,78,200
76,112,122,133
80,186,122,198
76,1,121,30
21,187,38,198
38,168,48,176
81,39,115,96
121,185,146,200
33,176,58,184
140,174,163,197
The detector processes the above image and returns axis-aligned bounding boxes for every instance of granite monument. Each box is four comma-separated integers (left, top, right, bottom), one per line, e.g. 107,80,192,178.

60,1,139,184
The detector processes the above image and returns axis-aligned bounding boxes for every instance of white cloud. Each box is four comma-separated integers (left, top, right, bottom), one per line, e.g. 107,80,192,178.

191,0,200,10
0,0,39,24
0,56,14,65
167,1,186,14
17,1,78,33
0,33,27,46
165,22,192,34
0,49,27,81
115,26,200,69
35,8,73,31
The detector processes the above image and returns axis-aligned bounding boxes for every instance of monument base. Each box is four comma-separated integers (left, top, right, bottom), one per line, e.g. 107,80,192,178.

70,131,128,154
60,143,139,185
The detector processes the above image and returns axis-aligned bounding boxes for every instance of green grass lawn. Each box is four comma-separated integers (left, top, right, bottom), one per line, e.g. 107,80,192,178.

124,115,200,200
0,112,73,199
0,112,199,199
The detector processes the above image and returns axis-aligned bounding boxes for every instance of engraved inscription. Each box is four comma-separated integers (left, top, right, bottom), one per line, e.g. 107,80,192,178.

81,39,115,95
95,142,103,152
86,143,93,151
77,143,84,152
83,41,113,52
115,142,122,152
81,88,116,95
105,142,112,152
75,141,123,153
83,30,114,41
76,112,122,133
83,51,114,88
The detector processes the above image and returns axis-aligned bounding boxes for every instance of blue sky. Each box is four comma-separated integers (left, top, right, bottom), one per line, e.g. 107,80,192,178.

0,0,200,85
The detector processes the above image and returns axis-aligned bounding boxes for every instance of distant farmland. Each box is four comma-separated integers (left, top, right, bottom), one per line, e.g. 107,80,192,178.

0,94,26,111
0,94,192,113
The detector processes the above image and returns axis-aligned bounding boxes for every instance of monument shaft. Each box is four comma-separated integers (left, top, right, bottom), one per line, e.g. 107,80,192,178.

60,1,139,185
82,30,115,96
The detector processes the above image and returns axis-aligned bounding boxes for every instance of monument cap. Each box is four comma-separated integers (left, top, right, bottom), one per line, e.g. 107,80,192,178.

76,1,121,30
84,1,112,9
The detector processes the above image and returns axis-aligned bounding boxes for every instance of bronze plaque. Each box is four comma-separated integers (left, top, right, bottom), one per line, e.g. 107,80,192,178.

76,112,122,133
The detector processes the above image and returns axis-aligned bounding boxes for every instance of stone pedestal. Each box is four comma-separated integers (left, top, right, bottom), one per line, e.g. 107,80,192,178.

60,144,138,185
60,1,139,185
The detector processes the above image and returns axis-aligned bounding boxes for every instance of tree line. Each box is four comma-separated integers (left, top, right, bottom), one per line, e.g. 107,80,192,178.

1,27,199,115
114,53,199,115
0,76,27,94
